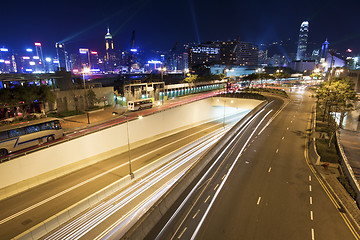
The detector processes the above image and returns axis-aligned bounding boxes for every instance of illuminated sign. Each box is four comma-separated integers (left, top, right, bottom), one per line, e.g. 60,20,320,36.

0,59,4,63
34,42,42,46
192,47,219,55
90,51,98,55
346,49,352,53
0,48,8,52
148,60,162,64
29,61,36,66
4,60,10,64
26,48,33,52
53,60,59,64
73,69,79,73
25,69,33,72
33,56,40,59
130,48,138,52
79,48,89,54
23,56,30,60
45,57,52,62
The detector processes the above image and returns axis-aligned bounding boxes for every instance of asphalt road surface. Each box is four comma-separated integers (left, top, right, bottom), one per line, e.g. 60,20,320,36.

153,89,358,240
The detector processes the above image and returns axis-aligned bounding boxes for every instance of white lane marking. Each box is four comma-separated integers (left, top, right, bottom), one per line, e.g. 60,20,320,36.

258,101,289,136
257,197,262,205
287,127,289,130
309,176,312,181
276,149,279,153
268,167,272,173
193,210,200,219
310,196,313,205
282,136,284,140
291,120,293,123
214,184,219,191
311,228,315,240
190,109,272,240
222,175,226,180
310,211,314,221
204,195,210,203
178,227,187,239
309,185,312,192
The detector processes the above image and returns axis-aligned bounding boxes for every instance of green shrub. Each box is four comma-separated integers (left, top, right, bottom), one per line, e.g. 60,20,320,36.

316,138,340,163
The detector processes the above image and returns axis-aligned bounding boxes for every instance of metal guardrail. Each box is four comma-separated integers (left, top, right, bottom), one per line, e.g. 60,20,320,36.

336,131,360,206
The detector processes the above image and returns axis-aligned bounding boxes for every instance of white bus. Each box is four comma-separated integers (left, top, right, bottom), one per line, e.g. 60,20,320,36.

0,118,64,156
128,99,153,111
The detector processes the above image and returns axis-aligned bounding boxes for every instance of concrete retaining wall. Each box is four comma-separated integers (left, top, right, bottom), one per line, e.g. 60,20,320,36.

0,98,262,199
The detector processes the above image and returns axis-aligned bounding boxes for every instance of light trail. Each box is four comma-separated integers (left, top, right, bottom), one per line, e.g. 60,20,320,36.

1,112,241,226
156,108,266,240
191,109,273,240
43,125,228,240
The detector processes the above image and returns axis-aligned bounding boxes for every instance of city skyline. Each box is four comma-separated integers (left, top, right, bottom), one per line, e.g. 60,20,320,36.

1,0,360,55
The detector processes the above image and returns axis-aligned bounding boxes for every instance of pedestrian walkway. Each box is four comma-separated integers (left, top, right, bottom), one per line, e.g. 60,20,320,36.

61,104,126,132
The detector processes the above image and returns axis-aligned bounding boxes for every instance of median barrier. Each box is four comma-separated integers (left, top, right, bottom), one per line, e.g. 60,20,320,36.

122,100,268,240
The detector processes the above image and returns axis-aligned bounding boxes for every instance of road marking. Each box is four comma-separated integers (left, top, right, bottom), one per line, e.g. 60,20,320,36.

309,176,311,181
222,174,226,180
204,195,210,203
257,197,261,205
310,211,314,220
309,185,312,192
287,127,289,130
178,227,187,239
311,228,315,240
268,167,272,173
310,196,313,205
276,149,279,153
291,120,293,123
282,136,284,140
193,210,200,219
214,184,219,191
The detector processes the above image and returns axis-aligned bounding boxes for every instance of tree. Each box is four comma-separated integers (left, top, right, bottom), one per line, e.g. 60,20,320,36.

315,77,356,146
183,74,198,84
87,89,98,107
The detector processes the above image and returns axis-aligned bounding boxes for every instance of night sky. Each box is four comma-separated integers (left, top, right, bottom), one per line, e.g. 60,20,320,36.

1,0,360,56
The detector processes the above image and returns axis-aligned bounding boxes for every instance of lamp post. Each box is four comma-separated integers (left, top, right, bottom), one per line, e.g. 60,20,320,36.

160,67,166,105
82,67,90,123
223,100,226,129
125,114,143,179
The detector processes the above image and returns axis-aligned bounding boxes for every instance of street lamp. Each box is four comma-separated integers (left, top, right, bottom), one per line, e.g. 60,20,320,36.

82,67,90,123
125,114,143,179
160,67,166,105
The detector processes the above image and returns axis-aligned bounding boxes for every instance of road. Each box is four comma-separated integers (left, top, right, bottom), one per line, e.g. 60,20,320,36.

153,89,359,240
0,96,247,239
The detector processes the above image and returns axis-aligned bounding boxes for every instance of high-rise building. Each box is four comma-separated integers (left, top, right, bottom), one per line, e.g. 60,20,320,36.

189,40,258,68
320,39,329,61
56,42,69,71
34,42,45,72
105,28,116,72
296,21,309,60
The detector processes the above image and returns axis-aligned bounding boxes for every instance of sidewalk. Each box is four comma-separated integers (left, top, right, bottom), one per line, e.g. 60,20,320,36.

340,129,360,182
60,104,126,132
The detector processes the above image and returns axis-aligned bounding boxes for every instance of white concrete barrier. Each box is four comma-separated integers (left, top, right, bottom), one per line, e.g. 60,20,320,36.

0,98,262,198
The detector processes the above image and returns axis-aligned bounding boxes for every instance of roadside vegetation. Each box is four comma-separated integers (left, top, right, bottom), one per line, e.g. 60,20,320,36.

244,87,288,98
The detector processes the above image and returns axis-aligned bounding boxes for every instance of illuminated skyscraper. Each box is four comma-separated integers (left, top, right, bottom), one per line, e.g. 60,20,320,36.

56,42,69,71
320,39,329,61
105,28,115,72
296,21,309,61
34,42,45,72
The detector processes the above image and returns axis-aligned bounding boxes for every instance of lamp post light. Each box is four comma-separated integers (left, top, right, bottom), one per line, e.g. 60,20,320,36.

125,114,143,179
160,67,166,105
82,67,90,123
